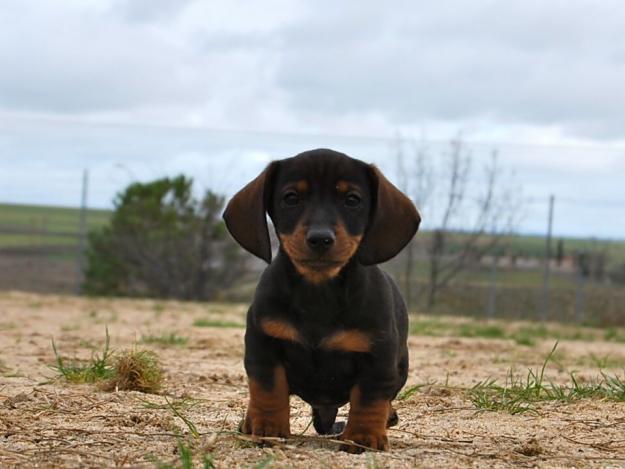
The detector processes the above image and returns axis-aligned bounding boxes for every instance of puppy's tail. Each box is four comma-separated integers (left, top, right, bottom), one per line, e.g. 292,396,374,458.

312,404,398,435
312,406,344,435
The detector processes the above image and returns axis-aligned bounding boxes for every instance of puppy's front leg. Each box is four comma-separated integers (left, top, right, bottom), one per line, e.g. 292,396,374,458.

340,385,390,453
241,365,290,438
240,324,291,438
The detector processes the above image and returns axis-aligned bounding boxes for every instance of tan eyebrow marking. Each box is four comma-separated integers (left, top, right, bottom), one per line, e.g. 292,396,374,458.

295,179,309,192
336,180,350,193
319,330,370,352
260,318,302,343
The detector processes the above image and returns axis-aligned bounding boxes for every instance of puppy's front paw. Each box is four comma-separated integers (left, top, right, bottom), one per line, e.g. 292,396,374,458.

240,412,290,439
340,428,389,453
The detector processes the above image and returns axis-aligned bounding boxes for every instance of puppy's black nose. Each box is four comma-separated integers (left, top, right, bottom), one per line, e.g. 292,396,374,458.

306,228,335,253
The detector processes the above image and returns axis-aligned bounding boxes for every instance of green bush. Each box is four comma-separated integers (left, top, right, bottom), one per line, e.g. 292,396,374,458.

83,176,247,300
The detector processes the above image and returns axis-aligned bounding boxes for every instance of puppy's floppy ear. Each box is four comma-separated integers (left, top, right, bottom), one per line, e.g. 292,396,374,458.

223,162,278,263
359,165,421,265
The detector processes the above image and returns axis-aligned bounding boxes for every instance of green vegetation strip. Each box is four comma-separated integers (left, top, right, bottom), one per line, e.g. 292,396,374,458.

409,317,625,346
140,332,189,347
192,318,244,328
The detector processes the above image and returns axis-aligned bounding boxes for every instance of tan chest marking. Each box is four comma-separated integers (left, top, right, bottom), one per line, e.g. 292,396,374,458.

260,320,370,353
319,330,371,353
260,318,302,343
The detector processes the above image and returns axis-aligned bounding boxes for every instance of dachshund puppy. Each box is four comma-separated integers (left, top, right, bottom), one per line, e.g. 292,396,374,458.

223,148,420,452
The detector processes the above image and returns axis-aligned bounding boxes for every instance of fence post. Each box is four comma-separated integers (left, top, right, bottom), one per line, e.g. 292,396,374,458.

75,169,89,294
404,239,414,311
574,260,586,324
487,252,498,319
541,195,555,321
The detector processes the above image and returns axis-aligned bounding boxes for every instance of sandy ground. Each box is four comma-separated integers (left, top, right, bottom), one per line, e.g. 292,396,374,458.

1,292,625,468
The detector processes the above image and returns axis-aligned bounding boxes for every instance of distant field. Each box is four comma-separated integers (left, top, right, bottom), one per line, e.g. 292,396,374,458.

413,230,625,265
0,203,111,248
1,202,623,259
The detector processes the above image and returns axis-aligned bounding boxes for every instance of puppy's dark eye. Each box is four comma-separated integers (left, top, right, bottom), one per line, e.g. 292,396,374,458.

283,191,300,206
345,192,361,208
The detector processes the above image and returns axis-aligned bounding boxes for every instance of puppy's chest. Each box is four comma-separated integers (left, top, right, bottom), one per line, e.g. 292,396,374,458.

260,315,371,353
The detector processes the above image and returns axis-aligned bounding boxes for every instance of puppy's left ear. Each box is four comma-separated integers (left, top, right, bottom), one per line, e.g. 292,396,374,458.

223,162,278,263
359,165,421,265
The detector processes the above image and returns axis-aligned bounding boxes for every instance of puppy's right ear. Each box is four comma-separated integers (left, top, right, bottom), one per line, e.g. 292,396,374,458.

223,162,278,263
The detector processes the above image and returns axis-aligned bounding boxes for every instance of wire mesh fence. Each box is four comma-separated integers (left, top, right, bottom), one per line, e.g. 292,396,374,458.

0,120,623,325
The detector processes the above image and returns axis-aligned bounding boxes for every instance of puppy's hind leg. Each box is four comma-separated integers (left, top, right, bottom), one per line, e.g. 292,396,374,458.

387,404,399,428
312,406,344,435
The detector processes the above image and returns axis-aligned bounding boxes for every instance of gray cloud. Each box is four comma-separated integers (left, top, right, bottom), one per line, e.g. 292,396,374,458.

1,0,625,142
275,1,625,139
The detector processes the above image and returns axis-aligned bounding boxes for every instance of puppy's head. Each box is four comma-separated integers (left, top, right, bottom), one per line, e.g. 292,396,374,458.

223,149,421,283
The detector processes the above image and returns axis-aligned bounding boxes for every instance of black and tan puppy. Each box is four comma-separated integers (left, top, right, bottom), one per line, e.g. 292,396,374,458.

223,148,420,452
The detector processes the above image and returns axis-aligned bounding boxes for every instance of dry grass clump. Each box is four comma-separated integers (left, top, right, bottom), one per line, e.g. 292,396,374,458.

102,348,163,394
51,328,163,393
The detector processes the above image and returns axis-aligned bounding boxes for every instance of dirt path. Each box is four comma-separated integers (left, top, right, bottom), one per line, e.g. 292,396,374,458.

1,292,625,468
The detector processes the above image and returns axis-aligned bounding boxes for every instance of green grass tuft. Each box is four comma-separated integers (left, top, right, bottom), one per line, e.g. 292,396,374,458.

50,327,114,383
469,342,625,414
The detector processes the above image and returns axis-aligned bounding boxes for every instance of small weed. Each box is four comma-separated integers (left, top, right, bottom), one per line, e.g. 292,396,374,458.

397,382,432,401
459,323,505,339
50,327,114,383
193,318,244,328
601,372,625,400
140,332,188,347
103,347,163,394
150,440,214,469
142,397,199,412
178,439,193,469
470,376,536,415
165,396,200,438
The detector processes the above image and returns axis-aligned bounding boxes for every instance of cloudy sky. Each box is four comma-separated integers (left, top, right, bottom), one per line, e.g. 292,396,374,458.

0,0,624,238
